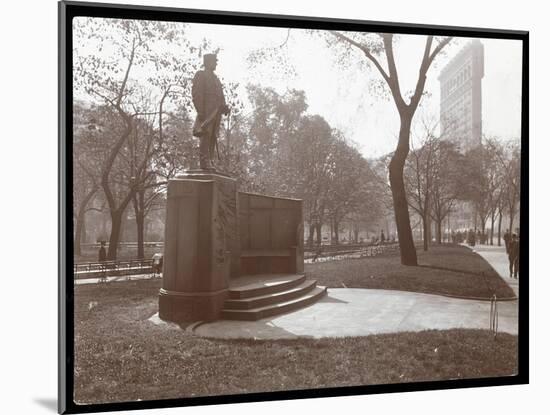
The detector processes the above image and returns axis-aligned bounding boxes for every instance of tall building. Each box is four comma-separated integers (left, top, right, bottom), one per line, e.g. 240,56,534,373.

438,39,484,152
438,40,485,232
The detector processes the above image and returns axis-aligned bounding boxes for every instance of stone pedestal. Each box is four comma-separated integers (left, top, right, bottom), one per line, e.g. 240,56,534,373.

159,171,239,322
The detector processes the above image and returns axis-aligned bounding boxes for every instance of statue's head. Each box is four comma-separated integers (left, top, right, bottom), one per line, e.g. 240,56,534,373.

203,53,218,71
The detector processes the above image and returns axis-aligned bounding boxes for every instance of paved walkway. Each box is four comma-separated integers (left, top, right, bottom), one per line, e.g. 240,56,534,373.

192,288,518,339
192,244,519,340
468,244,519,297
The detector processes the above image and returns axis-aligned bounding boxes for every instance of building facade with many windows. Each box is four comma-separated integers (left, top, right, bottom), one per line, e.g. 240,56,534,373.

438,39,484,153
438,40,485,232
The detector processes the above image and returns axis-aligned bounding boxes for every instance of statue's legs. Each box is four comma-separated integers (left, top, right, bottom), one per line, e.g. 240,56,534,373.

209,113,222,169
209,134,217,166
199,117,220,170
199,135,212,170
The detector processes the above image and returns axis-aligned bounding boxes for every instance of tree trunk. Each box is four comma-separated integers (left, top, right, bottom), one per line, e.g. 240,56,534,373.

334,220,340,245
133,190,146,259
389,115,417,265
308,223,314,247
107,209,123,260
436,219,442,245
509,210,515,235
447,214,451,243
74,211,84,257
490,213,495,245
120,209,128,243
74,188,96,257
82,218,87,245
422,215,429,251
480,217,487,245
497,210,503,246
74,209,84,255
354,229,359,244
315,223,322,245
136,212,145,259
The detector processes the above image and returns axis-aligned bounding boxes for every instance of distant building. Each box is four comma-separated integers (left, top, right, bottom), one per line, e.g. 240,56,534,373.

438,39,484,152
438,40,485,232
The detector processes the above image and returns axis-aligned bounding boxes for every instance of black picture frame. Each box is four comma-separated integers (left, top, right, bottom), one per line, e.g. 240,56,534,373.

59,1,529,413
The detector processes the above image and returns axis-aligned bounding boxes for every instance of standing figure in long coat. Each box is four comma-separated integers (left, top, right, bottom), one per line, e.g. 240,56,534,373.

191,53,229,170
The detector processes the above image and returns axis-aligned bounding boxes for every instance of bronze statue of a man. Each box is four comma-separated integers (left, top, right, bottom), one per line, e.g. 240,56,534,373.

191,53,229,170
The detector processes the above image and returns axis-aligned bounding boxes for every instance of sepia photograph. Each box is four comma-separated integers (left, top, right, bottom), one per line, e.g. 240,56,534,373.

60,1,528,412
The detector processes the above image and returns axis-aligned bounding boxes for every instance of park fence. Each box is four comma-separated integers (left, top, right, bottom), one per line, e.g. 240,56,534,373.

74,258,154,279
304,242,400,263
74,242,401,279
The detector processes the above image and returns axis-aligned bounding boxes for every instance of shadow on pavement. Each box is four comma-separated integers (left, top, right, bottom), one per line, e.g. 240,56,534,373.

318,294,348,304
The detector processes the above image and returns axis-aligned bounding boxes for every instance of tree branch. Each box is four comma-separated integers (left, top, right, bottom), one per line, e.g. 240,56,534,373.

381,34,406,110
329,31,390,82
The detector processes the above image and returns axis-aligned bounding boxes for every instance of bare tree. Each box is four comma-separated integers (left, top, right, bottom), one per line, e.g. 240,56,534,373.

461,139,502,243
497,142,521,234
288,115,334,245
429,140,463,244
404,129,437,251
325,132,377,244
326,32,452,264
73,102,103,256
74,18,201,259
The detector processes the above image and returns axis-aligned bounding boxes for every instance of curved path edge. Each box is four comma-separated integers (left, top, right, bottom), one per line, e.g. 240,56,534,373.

193,287,518,340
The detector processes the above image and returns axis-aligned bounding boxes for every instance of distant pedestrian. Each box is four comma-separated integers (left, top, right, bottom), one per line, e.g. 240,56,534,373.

152,253,164,278
380,230,386,244
312,245,323,263
98,241,107,262
508,234,520,279
467,229,475,246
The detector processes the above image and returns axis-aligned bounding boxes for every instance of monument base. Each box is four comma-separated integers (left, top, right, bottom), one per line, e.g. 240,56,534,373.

158,169,238,323
158,288,228,322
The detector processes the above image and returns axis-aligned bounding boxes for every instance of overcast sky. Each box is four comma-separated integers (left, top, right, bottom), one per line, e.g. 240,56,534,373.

75,18,523,159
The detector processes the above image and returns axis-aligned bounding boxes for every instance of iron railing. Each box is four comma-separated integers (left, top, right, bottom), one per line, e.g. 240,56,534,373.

74,259,154,279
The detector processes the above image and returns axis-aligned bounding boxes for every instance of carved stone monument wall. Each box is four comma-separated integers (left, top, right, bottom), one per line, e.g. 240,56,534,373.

159,173,305,322
159,171,238,322
238,192,303,276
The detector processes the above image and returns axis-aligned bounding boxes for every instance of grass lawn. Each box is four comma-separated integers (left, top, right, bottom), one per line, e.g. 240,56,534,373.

74,279,517,404
306,244,515,299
